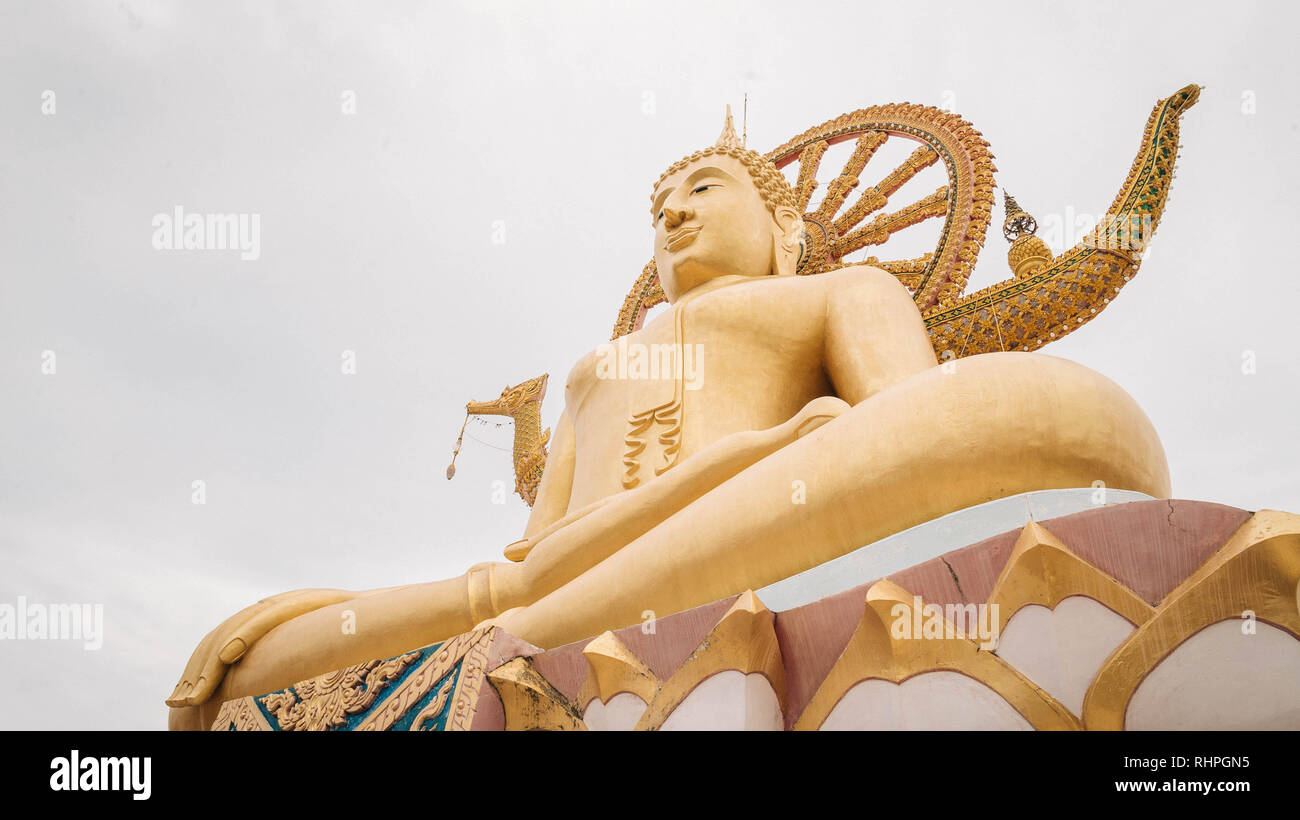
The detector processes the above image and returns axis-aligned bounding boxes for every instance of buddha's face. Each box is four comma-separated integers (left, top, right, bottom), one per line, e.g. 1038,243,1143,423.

651,155,788,302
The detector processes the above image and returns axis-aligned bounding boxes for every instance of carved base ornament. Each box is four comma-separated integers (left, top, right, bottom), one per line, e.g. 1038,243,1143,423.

211,628,493,731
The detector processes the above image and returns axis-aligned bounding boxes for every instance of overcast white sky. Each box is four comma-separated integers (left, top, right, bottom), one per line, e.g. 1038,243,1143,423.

2,0,1297,729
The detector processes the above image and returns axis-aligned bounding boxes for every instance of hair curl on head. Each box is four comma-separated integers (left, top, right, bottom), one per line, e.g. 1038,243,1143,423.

650,145,797,218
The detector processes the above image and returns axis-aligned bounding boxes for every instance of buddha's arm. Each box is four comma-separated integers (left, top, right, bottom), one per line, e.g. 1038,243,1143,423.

168,396,850,712
520,407,576,540
824,265,938,403
167,587,360,707
493,394,849,583
167,412,574,709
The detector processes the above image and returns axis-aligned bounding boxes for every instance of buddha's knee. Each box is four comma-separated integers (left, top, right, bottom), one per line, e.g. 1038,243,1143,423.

924,352,1170,495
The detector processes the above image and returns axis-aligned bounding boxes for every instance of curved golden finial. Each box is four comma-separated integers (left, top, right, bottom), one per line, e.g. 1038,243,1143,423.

1001,190,1037,241
1001,190,1053,279
925,83,1200,357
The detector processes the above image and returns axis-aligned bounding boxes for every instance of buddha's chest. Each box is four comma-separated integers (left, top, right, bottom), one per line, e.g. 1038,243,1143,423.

565,280,831,504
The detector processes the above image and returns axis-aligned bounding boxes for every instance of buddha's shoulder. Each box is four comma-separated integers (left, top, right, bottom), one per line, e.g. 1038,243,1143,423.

792,265,916,316
563,324,656,403
736,265,907,303
814,263,908,293
564,346,601,402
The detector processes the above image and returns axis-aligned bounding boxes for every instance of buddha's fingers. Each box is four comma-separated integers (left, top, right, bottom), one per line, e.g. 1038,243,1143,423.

166,589,357,708
166,594,284,705
211,589,358,666
166,624,223,706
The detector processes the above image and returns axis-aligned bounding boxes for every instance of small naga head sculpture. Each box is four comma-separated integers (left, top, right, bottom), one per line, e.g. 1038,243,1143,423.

649,106,807,303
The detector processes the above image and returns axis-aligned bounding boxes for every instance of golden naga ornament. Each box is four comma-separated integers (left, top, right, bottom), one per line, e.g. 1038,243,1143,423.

447,373,550,505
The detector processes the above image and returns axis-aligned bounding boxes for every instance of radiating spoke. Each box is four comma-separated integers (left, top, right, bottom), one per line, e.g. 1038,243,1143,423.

793,140,828,212
835,186,949,257
832,145,940,235
811,131,887,221
862,253,932,274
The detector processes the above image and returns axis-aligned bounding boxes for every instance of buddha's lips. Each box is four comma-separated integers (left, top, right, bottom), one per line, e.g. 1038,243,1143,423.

664,226,700,251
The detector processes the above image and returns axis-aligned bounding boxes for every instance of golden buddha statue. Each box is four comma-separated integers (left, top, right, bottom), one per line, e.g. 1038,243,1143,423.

168,89,1200,730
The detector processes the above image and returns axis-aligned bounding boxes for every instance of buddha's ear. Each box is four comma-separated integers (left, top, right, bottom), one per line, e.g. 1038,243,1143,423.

771,206,806,277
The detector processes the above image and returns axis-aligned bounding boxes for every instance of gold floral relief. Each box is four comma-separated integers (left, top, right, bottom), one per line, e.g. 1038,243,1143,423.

260,652,421,732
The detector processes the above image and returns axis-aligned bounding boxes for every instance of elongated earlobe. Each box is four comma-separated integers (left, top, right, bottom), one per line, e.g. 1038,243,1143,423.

771,207,806,277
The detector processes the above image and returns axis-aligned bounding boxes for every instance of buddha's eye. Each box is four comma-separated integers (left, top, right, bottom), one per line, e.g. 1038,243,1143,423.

692,185,714,194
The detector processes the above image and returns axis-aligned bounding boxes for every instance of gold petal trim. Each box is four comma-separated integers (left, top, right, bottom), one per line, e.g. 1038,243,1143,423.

633,590,786,730
1081,510,1300,730
576,630,661,708
793,579,1078,730
988,521,1156,634
487,657,587,731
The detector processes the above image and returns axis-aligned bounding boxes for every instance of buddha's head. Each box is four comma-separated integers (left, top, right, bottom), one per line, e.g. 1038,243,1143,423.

650,108,806,302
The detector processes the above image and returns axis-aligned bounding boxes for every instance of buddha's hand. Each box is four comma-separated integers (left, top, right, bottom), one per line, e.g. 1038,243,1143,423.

166,588,356,707
789,395,851,439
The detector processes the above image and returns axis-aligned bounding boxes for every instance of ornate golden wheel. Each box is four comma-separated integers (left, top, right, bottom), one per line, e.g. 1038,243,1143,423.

613,102,997,339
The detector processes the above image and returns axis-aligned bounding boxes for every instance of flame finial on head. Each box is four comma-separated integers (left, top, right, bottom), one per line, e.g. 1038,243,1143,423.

716,105,742,149
651,105,795,218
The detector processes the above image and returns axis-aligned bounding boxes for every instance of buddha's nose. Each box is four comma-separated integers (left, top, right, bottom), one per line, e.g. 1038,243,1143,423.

663,205,693,230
